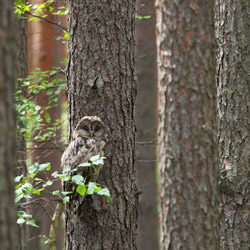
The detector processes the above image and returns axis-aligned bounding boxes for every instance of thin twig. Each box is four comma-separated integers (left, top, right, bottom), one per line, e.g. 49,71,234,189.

18,235,48,250
136,139,157,145
17,198,62,208
136,159,157,163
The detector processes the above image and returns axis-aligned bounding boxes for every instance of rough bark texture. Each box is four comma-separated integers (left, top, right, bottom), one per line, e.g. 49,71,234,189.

135,1,159,250
155,0,219,249
215,1,250,249
65,0,138,249
0,0,17,249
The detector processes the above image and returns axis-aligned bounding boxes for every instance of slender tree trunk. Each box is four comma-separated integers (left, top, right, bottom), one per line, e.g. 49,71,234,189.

215,1,250,249
155,0,219,249
0,0,17,249
135,1,159,249
27,1,65,249
15,5,28,248
65,0,138,249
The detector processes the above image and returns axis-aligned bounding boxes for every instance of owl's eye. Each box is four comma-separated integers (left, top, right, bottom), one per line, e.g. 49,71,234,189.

94,126,100,132
82,126,89,131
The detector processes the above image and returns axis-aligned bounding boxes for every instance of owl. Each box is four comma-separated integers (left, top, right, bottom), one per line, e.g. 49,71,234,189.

61,116,107,192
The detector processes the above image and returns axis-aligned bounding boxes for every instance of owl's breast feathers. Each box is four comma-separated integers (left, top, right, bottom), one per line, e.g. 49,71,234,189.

61,136,106,171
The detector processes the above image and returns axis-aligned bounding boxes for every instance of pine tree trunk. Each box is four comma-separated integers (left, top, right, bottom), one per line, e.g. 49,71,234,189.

65,0,138,249
135,2,159,249
27,1,65,249
15,6,28,248
0,0,17,249
155,0,219,249
215,1,250,249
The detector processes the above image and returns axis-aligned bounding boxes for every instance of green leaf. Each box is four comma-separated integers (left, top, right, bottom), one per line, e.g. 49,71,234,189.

64,32,68,38
44,112,51,122
76,185,86,196
105,195,113,204
43,180,53,187
52,190,60,195
15,175,23,182
92,159,104,166
78,162,91,167
28,17,39,22
46,89,53,95
62,166,71,173
32,189,41,195
43,240,50,245
46,6,54,12
51,171,58,177
15,187,23,196
17,218,25,225
90,155,100,162
63,175,71,181
17,211,32,218
97,187,110,196
28,162,39,174
22,183,33,192
97,188,113,203
39,163,51,171
29,173,36,179
72,175,84,185
23,194,32,199
135,15,151,20
63,196,69,204
86,182,98,195
26,219,39,228
15,194,24,203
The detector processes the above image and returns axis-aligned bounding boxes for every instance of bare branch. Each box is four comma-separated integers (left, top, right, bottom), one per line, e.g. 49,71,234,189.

17,197,62,208
136,139,157,145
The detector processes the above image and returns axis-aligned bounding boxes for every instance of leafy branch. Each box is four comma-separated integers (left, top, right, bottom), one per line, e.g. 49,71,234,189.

14,0,68,32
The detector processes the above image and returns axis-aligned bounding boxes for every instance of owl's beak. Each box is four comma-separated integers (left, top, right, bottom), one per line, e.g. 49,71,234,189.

90,131,94,138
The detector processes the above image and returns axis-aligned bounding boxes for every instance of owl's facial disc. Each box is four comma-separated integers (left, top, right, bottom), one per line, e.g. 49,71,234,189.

77,120,92,138
92,121,105,139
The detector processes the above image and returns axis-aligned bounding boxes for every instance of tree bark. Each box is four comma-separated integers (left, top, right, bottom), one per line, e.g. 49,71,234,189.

15,5,28,248
215,1,250,249
135,1,159,249
155,0,219,249
65,0,138,249
0,0,17,249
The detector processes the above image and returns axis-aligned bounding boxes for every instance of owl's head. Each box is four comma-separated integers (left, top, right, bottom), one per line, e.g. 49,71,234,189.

73,116,106,140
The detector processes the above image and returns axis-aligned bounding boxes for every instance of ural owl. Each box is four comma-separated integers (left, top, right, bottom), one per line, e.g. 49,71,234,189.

61,116,107,191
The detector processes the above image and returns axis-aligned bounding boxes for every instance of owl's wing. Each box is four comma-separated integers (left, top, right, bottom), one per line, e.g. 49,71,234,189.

61,138,98,170
61,139,84,170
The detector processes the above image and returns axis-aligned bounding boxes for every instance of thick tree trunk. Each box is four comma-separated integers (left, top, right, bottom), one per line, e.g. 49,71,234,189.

0,0,17,249
135,2,159,250
155,0,219,249
65,0,138,249
215,1,250,249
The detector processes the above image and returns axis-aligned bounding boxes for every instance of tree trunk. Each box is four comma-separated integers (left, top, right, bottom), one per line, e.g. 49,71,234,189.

155,0,219,249
0,0,17,249
135,2,159,250
27,1,65,249
215,1,250,249
65,0,138,249
15,5,28,248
